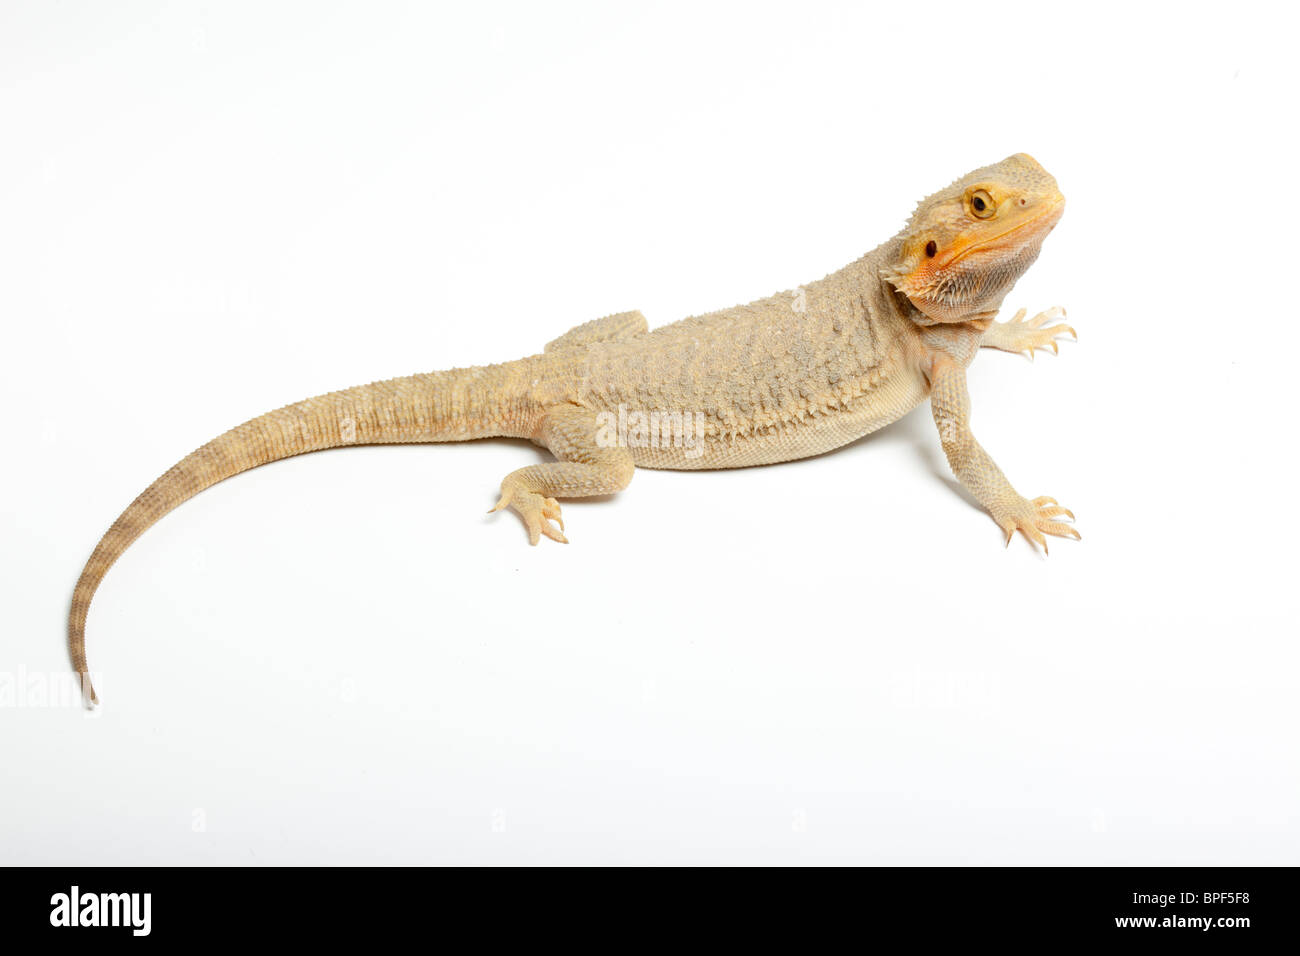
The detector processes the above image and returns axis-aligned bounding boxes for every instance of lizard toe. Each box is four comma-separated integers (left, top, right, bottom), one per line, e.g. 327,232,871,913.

998,494,1081,554
496,487,569,545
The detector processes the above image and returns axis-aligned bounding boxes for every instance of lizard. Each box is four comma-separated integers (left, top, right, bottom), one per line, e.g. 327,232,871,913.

69,152,1078,705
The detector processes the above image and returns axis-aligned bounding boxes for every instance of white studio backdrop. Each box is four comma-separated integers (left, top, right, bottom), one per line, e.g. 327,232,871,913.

0,1,1295,864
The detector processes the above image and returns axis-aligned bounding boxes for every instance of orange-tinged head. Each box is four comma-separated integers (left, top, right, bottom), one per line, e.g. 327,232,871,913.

884,153,1065,324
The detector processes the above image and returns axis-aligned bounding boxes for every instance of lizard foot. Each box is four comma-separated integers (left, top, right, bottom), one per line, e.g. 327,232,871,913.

996,495,1080,553
996,307,1076,359
489,486,568,545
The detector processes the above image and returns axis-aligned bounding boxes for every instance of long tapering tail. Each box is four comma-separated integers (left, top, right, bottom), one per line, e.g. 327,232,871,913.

70,360,540,704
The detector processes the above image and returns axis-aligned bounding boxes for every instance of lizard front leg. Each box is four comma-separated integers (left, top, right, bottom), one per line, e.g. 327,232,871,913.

981,306,1075,359
928,354,1079,551
489,403,634,544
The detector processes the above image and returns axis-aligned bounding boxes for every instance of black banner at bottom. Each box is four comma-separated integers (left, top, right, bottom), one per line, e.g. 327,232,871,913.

2,866,1293,944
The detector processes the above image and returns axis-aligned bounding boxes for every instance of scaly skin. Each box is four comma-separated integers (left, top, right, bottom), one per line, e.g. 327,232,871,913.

70,152,1077,704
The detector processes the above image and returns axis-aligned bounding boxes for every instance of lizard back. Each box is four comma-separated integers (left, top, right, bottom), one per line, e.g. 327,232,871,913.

555,248,929,469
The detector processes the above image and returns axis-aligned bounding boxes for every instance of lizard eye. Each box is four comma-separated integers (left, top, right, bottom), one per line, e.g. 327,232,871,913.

970,189,996,219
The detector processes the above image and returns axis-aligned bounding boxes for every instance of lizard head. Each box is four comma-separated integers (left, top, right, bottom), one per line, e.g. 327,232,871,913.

883,153,1065,325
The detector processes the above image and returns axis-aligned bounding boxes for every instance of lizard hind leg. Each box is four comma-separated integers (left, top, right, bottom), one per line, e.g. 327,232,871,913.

488,403,635,545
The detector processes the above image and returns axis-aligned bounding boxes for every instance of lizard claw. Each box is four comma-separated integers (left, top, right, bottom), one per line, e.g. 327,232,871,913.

1001,306,1076,359
997,494,1080,554
490,486,568,545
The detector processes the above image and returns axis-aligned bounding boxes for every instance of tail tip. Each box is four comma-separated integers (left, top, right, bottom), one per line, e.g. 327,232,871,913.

79,673,99,709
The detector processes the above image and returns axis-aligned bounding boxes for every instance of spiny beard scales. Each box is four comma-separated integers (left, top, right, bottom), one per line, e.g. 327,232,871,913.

928,241,1042,314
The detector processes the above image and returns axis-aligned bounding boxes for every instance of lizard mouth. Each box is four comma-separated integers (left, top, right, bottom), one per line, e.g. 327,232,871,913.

916,197,1065,316
946,196,1065,267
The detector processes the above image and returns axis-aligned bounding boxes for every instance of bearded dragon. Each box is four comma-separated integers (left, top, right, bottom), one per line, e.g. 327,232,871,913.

70,152,1078,704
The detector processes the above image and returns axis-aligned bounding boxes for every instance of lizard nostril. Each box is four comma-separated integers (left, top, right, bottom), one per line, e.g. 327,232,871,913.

1019,198,1027,206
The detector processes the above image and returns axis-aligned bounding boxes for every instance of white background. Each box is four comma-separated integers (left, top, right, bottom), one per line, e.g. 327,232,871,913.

2,1,1296,865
